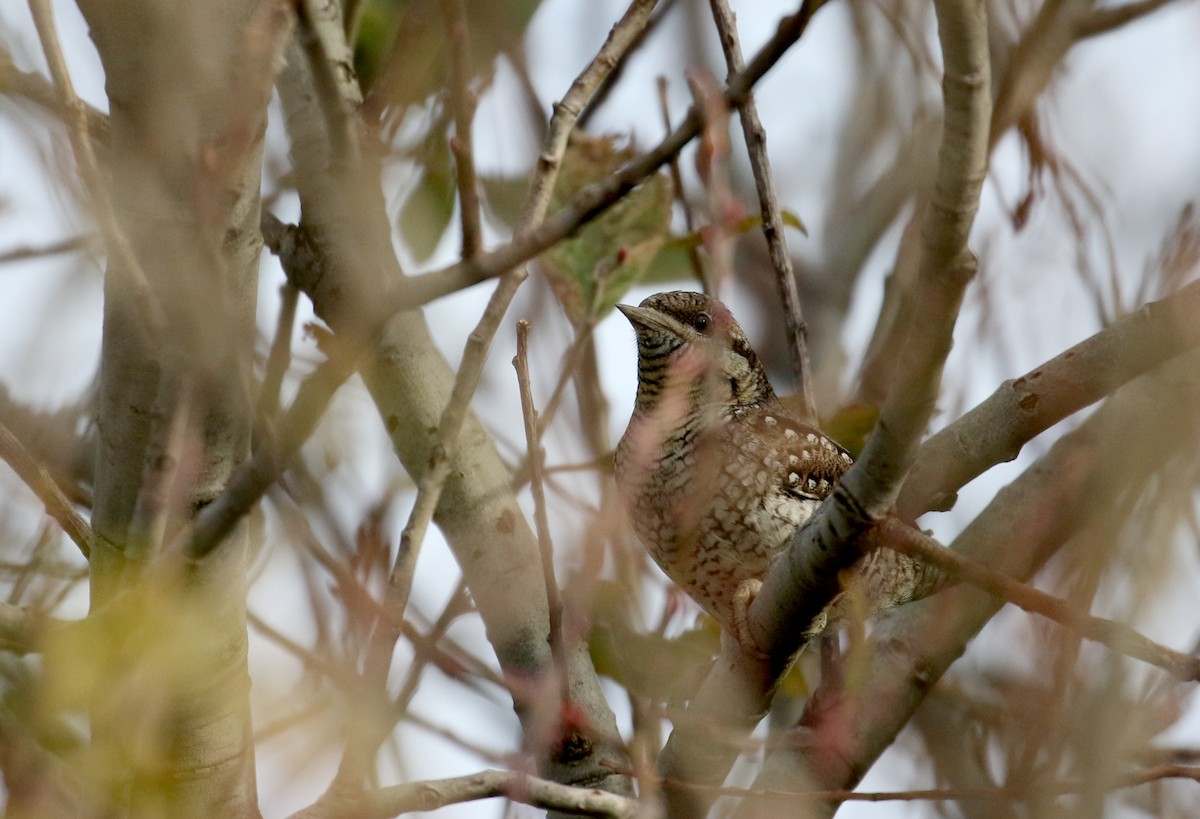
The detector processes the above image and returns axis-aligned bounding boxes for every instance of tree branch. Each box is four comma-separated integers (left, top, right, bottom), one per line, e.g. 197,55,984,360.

658,0,991,809
0,420,92,557
755,350,1200,815
709,0,816,419
1076,0,1183,39
386,0,830,310
289,768,639,819
898,278,1200,519
880,519,1200,681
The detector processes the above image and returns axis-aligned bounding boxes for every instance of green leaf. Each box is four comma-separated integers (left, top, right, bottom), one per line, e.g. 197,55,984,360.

540,134,673,325
823,403,880,459
398,132,456,263
479,174,528,231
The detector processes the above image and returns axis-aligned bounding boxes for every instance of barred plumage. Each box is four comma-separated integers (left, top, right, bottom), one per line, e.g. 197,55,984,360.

614,291,926,652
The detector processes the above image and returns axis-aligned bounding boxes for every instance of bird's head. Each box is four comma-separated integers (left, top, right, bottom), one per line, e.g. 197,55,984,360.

617,290,775,416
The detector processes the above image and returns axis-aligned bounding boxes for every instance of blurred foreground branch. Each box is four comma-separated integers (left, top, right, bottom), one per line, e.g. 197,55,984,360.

658,0,992,810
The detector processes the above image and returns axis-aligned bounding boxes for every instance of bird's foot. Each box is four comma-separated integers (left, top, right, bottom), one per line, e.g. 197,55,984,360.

730,578,769,659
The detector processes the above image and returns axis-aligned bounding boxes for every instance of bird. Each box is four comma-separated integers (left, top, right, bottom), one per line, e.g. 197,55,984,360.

613,290,930,656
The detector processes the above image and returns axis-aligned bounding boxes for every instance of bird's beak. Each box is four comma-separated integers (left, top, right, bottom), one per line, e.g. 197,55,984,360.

616,303,669,334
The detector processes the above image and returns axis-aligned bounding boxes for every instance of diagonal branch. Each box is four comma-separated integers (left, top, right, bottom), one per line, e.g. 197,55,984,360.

658,0,991,809
880,519,1200,681
756,349,1200,816
386,0,830,310
898,277,1200,519
0,420,92,557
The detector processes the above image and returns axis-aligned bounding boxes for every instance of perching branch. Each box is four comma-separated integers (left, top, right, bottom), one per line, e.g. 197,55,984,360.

758,350,1200,816
879,519,1200,681
658,0,991,809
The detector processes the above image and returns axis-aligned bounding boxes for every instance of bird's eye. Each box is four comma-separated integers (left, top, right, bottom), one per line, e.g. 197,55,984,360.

692,312,711,333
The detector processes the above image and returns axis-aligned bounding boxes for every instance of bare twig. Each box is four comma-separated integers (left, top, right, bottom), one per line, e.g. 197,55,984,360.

388,0,831,310
709,0,815,418
380,0,663,683
513,321,562,642
669,764,1200,802
1076,0,1182,38
656,76,704,285
0,600,46,654
393,581,473,718
0,420,91,557
256,282,301,424
577,0,680,128
688,68,736,295
441,0,483,259
289,768,638,819
248,611,345,682
0,235,97,265
26,0,165,339
187,348,357,560
898,278,1200,520
0,46,109,152
879,519,1200,681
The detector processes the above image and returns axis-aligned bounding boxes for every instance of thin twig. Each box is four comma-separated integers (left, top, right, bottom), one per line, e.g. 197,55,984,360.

388,0,831,310
289,768,638,819
248,610,345,682
403,710,509,764
26,0,165,339
392,581,472,718
668,764,1200,802
0,600,43,654
577,0,680,128
0,420,91,557
513,321,562,643
709,0,815,417
1076,0,1182,38
0,48,109,145
879,519,1200,681
186,347,357,559
657,75,705,284
0,235,96,265
441,0,483,259
687,68,734,296
257,282,301,425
